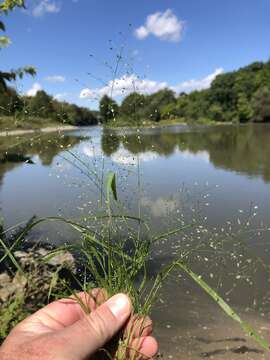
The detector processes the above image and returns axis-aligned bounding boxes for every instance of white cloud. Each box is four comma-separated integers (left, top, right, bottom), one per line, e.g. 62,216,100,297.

79,69,223,101
141,196,179,217
173,68,224,93
53,92,69,100
27,83,42,96
178,149,210,163
80,74,167,100
82,144,102,158
135,26,149,40
46,75,65,83
111,147,158,165
135,9,185,42
32,0,61,17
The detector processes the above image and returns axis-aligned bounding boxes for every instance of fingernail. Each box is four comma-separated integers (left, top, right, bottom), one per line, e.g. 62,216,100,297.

107,294,131,320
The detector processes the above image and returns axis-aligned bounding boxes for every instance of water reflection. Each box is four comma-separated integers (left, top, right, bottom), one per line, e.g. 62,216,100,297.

0,133,86,185
102,124,270,182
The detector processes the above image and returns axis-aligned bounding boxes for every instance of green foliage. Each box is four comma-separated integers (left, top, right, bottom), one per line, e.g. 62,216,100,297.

0,35,10,48
160,102,177,120
0,85,98,127
120,92,146,124
0,292,27,342
106,172,117,202
109,59,270,126
0,2,96,129
237,93,254,123
0,0,36,90
99,95,119,123
0,86,23,115
208,103,224,122
27,90,54,118
252,87,270,122
143,88,176,122
0,0,25,13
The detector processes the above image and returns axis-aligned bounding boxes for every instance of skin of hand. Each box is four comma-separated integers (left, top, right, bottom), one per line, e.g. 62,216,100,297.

0,289,158,360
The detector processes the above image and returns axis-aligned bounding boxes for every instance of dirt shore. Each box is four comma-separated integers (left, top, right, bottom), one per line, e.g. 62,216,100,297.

0,125,79,137
152,283,270,360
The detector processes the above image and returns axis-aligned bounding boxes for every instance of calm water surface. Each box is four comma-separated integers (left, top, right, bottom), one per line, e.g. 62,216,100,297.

1,124,270,357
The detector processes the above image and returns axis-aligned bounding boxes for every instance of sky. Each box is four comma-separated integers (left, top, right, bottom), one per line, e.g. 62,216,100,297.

2,0,270,110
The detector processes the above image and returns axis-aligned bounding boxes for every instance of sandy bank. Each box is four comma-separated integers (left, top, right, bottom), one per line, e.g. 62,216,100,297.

0,125,79,137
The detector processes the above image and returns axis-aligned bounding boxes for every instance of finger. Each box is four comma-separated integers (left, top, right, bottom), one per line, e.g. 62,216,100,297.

57,293,132,359
70,288,108,312
125,315,153,339
14,289,107,333
128,336,158,359
90,288,109,306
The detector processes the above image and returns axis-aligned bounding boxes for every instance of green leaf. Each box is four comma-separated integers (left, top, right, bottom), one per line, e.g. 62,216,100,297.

177,261,270,354
0,0,25,13
23,66,36,77
0,21,5,31
0,35,11,48
106,172,117,201
15,66,36,79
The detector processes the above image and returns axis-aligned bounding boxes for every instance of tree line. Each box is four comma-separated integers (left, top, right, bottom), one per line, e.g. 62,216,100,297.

0,0,97,127
0,87,98,126
99,59,270,125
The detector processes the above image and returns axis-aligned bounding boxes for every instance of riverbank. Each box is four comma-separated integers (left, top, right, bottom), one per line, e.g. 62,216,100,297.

152,280,270,359
155,304,270,359
105,118,233,131
0,125,79,137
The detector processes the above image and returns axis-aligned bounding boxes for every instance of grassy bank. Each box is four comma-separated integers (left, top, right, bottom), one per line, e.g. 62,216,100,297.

0,115,64,131
105,117,232,130
0,116,81,137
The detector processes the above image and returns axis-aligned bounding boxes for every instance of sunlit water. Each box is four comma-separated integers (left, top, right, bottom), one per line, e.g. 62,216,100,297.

1,124,270,358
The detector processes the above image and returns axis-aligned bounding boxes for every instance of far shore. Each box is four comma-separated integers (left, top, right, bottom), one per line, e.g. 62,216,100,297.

0,125,80,137
105,120,234,131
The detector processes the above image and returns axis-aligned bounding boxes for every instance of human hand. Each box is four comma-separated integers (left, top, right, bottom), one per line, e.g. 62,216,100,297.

0,289,158,360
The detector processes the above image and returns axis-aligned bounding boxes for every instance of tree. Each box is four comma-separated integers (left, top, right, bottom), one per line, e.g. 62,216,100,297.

99,95,119,123
149,88,176,108
175,95,191,119
209,72,238,112
139,89,176,122
120,92,146,123
105,59,270,125
0,86,23,115
0,0,36,91
252,87,270,122
208,104,224,122
160,103,177,120
236,94,253,123
142,100,161,122
28,90,54,118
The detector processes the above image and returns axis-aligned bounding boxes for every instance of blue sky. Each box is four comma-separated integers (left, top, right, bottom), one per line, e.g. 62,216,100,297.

2,0,270,109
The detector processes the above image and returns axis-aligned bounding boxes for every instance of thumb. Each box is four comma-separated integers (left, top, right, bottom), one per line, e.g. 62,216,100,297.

57,293,132,359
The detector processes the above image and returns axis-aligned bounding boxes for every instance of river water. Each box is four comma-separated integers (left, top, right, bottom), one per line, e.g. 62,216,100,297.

1,124,270,358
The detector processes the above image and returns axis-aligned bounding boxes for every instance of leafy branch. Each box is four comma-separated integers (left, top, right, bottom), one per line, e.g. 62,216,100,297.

0,0,36,90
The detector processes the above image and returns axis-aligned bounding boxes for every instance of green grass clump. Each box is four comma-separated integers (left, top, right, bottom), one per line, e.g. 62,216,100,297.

0,292,27,341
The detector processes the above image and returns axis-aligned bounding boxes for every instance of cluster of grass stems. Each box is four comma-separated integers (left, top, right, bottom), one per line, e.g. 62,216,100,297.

1,151,270,359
